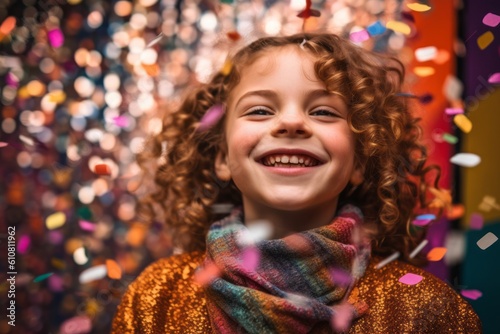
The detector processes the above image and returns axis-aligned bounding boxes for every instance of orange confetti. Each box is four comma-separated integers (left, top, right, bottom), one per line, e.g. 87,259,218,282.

0,16,16,36
446,204,465,220
433,49,450,65
477,31,494,50
94,163,111,175
226,31,241,41
427,247,447,261
414,66,435,77
220,59,232,76
193,263,220,286
106,259,122,279
126,223,147,247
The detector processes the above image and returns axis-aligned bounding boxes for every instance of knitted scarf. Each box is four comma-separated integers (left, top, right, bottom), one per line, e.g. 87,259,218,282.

201,205,371,334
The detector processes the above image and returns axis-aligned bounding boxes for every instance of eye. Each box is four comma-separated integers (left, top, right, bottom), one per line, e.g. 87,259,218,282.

310,108,340,117
246,107,273,116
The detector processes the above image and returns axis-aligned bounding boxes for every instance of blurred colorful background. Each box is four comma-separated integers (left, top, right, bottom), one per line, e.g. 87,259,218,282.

1,0,499,333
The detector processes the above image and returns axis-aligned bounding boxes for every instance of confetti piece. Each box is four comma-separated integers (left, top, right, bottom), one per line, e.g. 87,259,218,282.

226,31,241,41
60,315,92,334
106,259,122,279
386,21,411,35
238,220,273,246
73,246,89,265
412,214,436,226
46,212,66,230
241,247,260,272
477,232,498,250
198,104,225,132
427,247,447,261
193,263,220,286
414,66,435,77
399,273,423,285
19,134,35,146
477,31,494,50
0,142,8,147
482,13,500,27
220,59,232,76
366,21,386,36
79,220,96,231
48,90,66,103
446,204,465,220
445,107,464,115
349,30,370,43
0,16,16,36
488,73,500,84
461,289,483,300
433,49,450,64
442,133,458,144
112,115,129,127
47,28,64,48
330,267,353,286
331,302,354,332
146,32,164,48
454,114,472,133
406,3,431,12
450,153,481,167
469,213,484,230
415,46,437,62
34,272,54,282
79,264,107,284
17,235,31,254
94,163,111,175
443,75,463,101
48,274,64,292
409,240,428,258
479,195,500,212
375,251,400,269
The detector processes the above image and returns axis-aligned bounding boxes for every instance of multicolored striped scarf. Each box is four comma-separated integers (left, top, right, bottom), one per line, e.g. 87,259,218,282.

202,205,371,333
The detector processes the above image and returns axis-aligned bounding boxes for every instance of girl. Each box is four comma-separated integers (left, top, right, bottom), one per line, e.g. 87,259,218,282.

112,33,481,333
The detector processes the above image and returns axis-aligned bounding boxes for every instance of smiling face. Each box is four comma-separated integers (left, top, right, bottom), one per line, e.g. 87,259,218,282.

215,46,363,232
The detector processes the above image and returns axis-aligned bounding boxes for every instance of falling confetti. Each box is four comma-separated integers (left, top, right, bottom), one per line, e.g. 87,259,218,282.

79,220,96,231
406,3,432,12
79,264,107,284
409,240,428,259
453,114,472,133
488,72,500,84
386,21,411,35
412,214,436,226
94,163,111,175
145,32,164,48
0,142,8,147
47,28,64,48
241,247,260,272
19,134,35,146
375,251,400,269
331,302,354,332
46,212,66,230
330,267,353,286
477,31,494,50
366,21,386,35
450,153,481,167
476,232,498,250
17,235,31,254
460,289,483,300
469,213,484,230
106,259,122,279
220,59,233,76
34,272,54,283
226,31,241,41
482,13,500,27
73,247,89,265
349,30,370,43
414,66,435,77
442,133,458,144
197,104,225,132
193,263,221,286
59,315,92,334
445,108,464,115
399,273,423,285
479,195,500,212
415,46,438,62
426,247,447,261
297,0,321,19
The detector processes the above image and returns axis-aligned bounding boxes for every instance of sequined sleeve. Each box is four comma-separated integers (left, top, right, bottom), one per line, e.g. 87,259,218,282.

349,256,482,333
111,251,210,334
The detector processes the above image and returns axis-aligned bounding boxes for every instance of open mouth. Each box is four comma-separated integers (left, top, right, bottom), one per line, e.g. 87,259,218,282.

259,154,322,167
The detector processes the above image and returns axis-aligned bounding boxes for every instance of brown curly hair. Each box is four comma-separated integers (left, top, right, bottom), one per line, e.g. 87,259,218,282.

136,33,440,264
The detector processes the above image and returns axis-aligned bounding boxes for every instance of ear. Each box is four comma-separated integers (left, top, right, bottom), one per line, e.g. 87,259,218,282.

350,165,364,186
214,149,232,181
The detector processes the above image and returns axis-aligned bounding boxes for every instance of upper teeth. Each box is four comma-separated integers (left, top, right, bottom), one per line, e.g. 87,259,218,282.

261,154,319,167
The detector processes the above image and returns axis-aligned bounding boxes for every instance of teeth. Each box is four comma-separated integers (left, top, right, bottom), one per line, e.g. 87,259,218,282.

261,154,319,167
281,156,289,163
298,157,304,164
290,156,299,164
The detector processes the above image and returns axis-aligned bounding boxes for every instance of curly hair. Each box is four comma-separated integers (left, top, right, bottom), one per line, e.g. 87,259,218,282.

136,33,440,264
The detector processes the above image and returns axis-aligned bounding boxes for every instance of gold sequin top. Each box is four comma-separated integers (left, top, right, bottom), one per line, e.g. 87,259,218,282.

112,251,481,333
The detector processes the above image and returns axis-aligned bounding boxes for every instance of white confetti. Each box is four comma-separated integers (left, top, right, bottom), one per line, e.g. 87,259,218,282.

19,134,35,146
79,264,107,284
450,153,481,167
415,46,438,62
73,246,89,265
477,232,498,250
375,251,400,269
409,239,428,259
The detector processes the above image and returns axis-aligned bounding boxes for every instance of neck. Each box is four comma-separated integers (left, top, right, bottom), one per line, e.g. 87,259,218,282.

242,199,339,239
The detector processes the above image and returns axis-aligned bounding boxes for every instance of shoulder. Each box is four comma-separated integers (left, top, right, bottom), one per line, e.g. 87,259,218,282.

349,256,482,333
112,251,210,333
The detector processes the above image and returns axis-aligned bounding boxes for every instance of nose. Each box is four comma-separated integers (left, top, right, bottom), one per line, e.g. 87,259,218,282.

271,108,312,138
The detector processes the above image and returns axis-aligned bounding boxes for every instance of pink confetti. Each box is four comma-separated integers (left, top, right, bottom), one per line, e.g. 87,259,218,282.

330,267,353,286
48,230,64,245
398,273,423,285
48,274,65,292
79,220,96,231
0,142,8,147
412,218,432,227
241,247,260,272
349,30,370,43
198,104,225,132
460,289,483,300
488,72,500,84
445,107,464,115
60,315,92,334
47,28,64,48
483,13,500,27
113,115,129,127
5,72,19,86
469,213,484,230
331,302,354,332
17,235,31,254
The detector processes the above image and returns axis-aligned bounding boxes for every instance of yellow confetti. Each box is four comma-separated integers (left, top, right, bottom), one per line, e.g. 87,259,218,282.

106,259,122,279
477,31,494,50
46,212,66,230
454,114,472,133
407,3,431,12
220,59,232,76
414,66,436,77
48,90,66,103
386,21,411,35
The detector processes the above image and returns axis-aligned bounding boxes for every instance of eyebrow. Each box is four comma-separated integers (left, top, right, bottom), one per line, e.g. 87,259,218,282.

234,89,338,110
